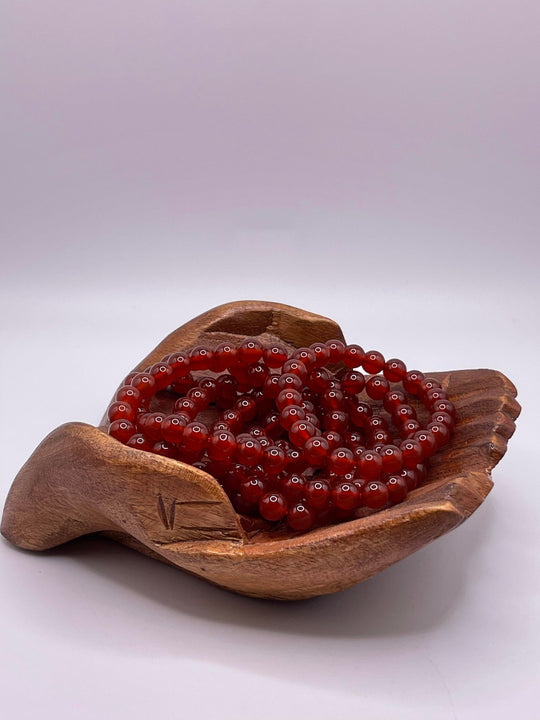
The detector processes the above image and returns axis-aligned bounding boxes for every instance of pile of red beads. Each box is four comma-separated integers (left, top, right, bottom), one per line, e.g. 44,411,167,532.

107,338,455,533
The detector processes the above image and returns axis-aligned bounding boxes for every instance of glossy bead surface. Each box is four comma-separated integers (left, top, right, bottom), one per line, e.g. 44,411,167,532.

383,358,407,382
341,370,365,395
182,422,209,452
287,503,315,532
130,372,156,398
309,342,331,367
263,343,288,368
357,450,383,479
326,339,346,363
261,445,287,475
115,385,142,408
109,419,136,443
328,447,355,476
365,376,390,400
332,482,361,510
400,439,423,468
386,475,408,503
379,444,403,473
207,430,237,461
305,479,330,510
289,420,317,448
259,492,288,521
235,436,263,466
280,473,306,501
149,362,173,390
362,480,389,509
190,346,213,371
363,350,385,374
107,401,136,423
403,370,425,395
343,344,364,368
238,338,263,365
161,414,188,443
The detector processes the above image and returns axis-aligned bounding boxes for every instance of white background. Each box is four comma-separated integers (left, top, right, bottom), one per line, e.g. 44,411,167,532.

1,2,538,718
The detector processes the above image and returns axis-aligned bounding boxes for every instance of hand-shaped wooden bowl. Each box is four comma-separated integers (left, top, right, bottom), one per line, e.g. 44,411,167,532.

1,301,520,600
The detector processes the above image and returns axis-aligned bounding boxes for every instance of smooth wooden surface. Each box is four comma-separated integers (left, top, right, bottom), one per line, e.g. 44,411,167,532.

1,301,521,599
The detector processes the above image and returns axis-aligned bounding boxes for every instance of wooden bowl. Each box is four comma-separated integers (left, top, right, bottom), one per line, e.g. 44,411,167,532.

1,301,520,600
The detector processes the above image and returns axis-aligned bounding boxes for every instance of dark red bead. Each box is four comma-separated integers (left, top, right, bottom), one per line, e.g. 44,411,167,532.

322,410,348,433
303,436,330,466
431,410,454,430
400,419,422,439
432,399,456,419
287,502,315,532
291,347,317,371
282,359,308,381
341,370,365,395
289,420,317,448
126,433,154,452
366,375,390,400
167,352,191,378
149,362,174,390
328,447,355,476
305,478,331,510
207,430,237,462
280,473,306,501
280,404,306,430
238,338,263,366
210,343,238,372
425,387,448,410
418,377,442,398
323,430,343,450
413,430,437,458
309,342,331,367
357,450,383,480
362,480,389,509
393,404,417,425
173,397,198,419
236,436,263,466
426,421,451,448
240,477,266,504
197,376,218,401
189,346,213,371
234,396,257,422
130,372,156,398
363,350,385,374
107,401,136,423
263,411,285,440
263,343,288,368
379,444,403,473
383,390,406,413
400,439,423,468
286,447,308,473
247,363,269,388
182,422,209,452
261,445,287,475
369,428,392,447
386,475,408,503
403,370,425,395
263,373,281,399
108,419,136,443
306,367,332,393
259,492,288,521
215,374,238,409
332,481,361,510
153,440,179,459
171,374,195,395
349,402,373,428
161,413,189,443
321,388,345,411
276,388,303,411
277,373,304,393
343,344,365,368
187,387,211,412
326,339,346,363
115,385,142,408
137,412,165,441
398,468,420,491
383,358,407,382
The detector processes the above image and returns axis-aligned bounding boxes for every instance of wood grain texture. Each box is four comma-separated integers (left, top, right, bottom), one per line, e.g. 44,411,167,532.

1,301,520,600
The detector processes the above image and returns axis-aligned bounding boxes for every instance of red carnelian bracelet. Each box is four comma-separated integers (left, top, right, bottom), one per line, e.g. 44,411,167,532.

107,339,456,533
